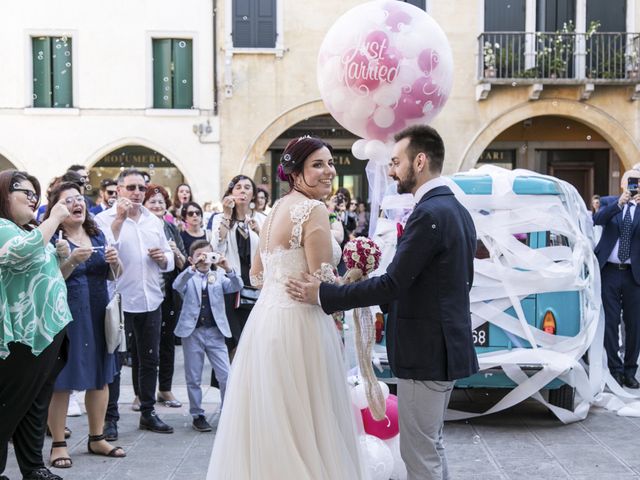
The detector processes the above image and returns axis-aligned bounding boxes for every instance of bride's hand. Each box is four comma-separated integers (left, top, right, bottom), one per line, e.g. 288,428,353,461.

286,273,320,305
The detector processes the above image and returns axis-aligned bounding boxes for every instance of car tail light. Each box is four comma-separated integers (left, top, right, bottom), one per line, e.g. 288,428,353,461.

542,311,556,334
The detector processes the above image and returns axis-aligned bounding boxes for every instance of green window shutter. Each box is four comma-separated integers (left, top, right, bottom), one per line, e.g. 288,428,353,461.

233,0,252,47
52,37,72,108
172,39,193,109
587,0,626,31
484,0,526,31
153,39,173,108
32,37,52,108
256,0,276,48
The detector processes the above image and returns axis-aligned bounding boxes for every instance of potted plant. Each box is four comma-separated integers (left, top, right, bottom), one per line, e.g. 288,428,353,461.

626,46,639,80
483,41,498,78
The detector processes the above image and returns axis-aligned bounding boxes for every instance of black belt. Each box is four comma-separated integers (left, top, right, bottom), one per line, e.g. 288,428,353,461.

607,262,631,270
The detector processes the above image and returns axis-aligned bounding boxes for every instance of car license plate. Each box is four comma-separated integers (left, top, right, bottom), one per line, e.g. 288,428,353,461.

472,323,489,347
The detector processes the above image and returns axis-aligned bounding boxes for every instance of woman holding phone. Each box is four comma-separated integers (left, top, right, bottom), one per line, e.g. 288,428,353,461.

210,176,264,346
43,182,125,469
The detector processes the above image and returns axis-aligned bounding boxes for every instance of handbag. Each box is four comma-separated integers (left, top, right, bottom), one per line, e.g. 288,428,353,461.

239,286,260,305
105,265,126,354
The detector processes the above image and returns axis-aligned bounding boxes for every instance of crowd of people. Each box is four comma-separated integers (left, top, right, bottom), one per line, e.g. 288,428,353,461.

0,160,369,480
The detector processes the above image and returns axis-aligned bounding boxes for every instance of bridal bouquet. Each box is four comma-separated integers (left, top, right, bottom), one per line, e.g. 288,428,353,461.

343,237,382,281
342,237,386,421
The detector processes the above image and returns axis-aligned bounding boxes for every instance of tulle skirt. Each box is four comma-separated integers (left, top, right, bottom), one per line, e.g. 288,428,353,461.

206,299,368,480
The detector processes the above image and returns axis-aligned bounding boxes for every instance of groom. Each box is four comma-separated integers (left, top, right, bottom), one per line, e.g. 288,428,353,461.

287,125,478,480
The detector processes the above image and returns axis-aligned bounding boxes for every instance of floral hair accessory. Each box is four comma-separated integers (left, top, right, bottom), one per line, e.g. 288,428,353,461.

277,164,289,182
343,237,382,277
280,152,297,175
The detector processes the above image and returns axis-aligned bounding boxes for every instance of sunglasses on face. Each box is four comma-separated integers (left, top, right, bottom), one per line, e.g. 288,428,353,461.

12,188,39,204
186,210,202,217
64,195,85,205
124,184,147,193
105,190,117,196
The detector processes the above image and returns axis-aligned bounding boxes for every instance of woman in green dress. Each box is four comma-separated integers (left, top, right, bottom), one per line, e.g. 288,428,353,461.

0,170,73,480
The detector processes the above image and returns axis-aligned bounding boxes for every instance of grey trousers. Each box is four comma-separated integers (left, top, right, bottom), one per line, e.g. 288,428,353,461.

182,326,230,417
398,379,455,480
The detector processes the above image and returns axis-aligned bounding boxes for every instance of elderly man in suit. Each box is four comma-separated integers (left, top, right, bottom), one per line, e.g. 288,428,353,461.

287,125,478,480
594,169,640,389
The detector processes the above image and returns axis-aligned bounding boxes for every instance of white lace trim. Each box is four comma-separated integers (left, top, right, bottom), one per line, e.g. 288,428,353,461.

250,271,264,288
312,262,337,284
289,199,323,249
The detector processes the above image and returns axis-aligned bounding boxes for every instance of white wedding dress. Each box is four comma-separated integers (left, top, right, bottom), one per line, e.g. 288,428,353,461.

206,198,368,480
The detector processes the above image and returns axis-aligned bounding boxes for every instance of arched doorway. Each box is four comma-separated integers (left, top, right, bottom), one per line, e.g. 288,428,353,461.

265,114,368,202
473,116,615,205
460,100,640,206
90,145,186,201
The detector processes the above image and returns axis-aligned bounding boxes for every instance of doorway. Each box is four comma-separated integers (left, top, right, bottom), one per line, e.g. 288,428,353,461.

538,149,609,206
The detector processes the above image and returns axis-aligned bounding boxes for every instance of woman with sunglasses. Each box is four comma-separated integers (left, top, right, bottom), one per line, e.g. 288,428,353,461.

0,170,73,480
180,201,208,256
143,185,186,409
43,182,125,469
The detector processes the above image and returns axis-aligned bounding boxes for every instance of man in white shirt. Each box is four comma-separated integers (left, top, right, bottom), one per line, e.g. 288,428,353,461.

95,169,175,435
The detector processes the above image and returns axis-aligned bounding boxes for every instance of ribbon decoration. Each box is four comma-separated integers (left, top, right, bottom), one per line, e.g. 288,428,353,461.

352,300,387,421
372,165,640,422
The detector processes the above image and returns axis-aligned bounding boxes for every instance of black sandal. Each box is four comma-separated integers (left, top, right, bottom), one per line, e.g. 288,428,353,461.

50,441,72,469
87,434,126,458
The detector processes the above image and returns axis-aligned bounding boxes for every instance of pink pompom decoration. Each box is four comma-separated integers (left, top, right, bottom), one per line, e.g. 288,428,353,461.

361,395,399,440
277,164,289,182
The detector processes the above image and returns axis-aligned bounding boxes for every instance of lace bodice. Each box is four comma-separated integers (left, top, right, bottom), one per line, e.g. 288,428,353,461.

255,199,341,308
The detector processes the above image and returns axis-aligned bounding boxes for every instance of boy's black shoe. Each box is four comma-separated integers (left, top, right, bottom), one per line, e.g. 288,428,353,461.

192,415,212,432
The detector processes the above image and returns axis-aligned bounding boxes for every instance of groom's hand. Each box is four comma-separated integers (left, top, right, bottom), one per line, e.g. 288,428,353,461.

286,273,321,305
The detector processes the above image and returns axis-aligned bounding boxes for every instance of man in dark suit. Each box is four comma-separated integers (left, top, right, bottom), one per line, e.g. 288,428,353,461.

287,125,478,480
594,170,640,389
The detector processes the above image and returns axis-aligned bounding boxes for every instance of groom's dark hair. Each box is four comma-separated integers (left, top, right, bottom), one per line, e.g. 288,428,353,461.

394,125,445,173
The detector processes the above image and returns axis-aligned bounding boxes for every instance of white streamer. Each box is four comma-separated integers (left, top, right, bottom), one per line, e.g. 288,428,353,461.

374,165,640,422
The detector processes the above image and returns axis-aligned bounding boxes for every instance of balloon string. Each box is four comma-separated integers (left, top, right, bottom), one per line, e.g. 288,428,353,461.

353,286,386,421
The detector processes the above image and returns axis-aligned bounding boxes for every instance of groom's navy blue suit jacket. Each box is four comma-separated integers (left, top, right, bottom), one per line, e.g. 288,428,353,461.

320,185,479,381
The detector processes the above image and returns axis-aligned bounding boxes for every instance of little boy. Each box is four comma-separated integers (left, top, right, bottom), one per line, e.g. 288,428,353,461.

173,239,243,432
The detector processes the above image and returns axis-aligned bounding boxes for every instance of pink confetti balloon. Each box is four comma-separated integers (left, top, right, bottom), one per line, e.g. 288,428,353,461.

317,0,453,142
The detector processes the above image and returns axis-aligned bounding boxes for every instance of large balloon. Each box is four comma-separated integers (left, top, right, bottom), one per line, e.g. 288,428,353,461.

317,0,453,142
360,435,394,480
362,394,399,440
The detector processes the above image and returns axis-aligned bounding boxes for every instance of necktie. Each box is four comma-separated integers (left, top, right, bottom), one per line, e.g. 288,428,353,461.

618,204,633,263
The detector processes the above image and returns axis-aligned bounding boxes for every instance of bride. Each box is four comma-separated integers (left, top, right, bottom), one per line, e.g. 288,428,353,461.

206,136,368,479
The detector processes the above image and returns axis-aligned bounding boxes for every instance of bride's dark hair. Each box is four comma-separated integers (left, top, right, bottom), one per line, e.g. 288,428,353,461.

278,136,334,188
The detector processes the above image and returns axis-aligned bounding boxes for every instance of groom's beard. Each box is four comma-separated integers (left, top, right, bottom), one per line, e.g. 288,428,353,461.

396,165,417,194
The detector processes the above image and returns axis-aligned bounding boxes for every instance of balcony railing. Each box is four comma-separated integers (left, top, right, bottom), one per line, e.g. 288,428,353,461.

479,32,640,84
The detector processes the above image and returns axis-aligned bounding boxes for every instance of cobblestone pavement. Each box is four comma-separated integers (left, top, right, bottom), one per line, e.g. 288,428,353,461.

6,347,640,479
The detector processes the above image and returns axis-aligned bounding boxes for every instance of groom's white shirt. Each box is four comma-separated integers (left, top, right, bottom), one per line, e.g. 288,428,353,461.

413,176,446,204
